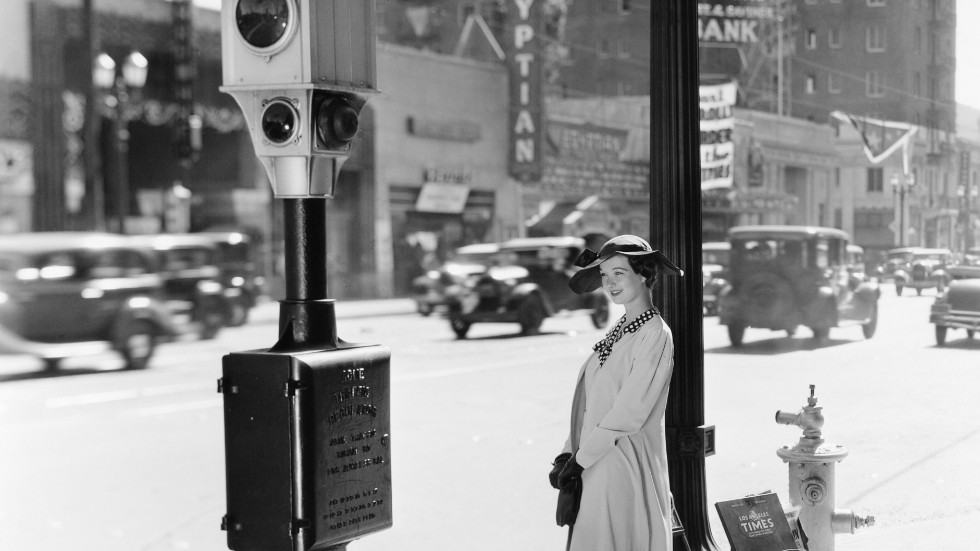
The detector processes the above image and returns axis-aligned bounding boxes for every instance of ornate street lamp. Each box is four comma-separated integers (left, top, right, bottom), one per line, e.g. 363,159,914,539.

93,51,148,234
891,171,915,247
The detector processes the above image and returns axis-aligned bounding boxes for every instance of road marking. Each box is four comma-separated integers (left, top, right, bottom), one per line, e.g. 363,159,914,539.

44,381,214,409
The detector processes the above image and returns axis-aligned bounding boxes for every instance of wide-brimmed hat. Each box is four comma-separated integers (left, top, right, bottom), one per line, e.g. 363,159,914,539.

568,235,683,294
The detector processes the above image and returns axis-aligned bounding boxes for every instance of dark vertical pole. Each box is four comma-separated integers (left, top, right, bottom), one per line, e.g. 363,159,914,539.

82,0,104,231
649,2,716,550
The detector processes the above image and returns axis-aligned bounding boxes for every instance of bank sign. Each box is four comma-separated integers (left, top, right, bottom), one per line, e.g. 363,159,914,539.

507,0,544,182
698,0,776,44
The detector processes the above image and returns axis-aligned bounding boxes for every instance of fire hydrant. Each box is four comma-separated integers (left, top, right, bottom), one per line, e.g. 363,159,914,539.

775,385,874,551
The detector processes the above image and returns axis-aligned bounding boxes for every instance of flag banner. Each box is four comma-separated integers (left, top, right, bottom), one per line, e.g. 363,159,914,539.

700,80,738,190
831,110,918,165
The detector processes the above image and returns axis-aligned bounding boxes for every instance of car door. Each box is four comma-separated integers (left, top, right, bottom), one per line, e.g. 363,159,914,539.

84,248,160,337
16,251,92,342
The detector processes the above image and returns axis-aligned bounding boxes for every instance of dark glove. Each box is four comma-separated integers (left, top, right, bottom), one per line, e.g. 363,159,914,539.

556,454,584,491
549,452,571,489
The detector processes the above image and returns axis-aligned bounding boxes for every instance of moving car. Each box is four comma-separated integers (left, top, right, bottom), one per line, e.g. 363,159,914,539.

445,236,609,338
0,232,177,370
878,246,918,282
411,242,499,316
188,231,265,326
718,225,879,346
127,234,231,340
702,241,730,316
930,263,980,345
891,247,952,296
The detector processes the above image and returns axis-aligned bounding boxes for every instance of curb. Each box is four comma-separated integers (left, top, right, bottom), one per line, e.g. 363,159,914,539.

250,298,418,325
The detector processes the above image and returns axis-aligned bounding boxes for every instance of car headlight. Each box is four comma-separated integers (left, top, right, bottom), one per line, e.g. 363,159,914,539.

0,291,8,304
231,276,245,287
197,280,224,294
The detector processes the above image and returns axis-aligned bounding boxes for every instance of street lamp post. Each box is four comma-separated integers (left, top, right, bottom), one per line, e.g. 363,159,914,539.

93,51,148,234
891,171,916,247
957,182,978,254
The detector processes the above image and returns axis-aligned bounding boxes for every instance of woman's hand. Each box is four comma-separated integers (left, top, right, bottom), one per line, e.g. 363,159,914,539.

556,454,584,490
549,453,571,489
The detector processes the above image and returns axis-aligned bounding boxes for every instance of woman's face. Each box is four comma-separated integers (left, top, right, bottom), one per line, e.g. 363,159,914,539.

599,254,646,306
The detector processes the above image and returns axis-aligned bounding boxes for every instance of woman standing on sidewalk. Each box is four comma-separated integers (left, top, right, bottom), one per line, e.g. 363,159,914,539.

549,235,681,551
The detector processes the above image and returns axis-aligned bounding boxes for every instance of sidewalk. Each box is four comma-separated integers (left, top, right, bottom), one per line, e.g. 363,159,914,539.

249,296,418,325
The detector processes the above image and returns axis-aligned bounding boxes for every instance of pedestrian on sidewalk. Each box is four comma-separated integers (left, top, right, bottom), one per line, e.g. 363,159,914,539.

549,235,682,551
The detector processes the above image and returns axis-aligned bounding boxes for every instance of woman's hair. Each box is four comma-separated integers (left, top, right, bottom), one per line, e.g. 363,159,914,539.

626,255,660,289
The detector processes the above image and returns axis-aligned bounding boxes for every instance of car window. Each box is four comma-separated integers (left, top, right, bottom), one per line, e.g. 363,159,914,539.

162,248,213,270
703,250,730,266
90,249,150,278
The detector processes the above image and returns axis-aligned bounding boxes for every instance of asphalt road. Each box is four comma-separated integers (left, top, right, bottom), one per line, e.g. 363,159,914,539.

1,285,978,550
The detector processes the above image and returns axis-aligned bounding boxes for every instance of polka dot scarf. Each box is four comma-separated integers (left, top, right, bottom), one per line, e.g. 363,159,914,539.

593,307,660,368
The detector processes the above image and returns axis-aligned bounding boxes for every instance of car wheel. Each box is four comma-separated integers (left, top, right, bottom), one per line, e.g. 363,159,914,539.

449,310,470,339
199,309,224,340
590,296,610,329
896,285,904,296
418,303,433,317
785,325,798,337
43,358,61,371
862,303,878,339
968,330,975,339
811,326,830,341
935,325,948,346
119,320,156,370
519,294,546,335
916,288,922,296
226,298,249,327
727,323,745,347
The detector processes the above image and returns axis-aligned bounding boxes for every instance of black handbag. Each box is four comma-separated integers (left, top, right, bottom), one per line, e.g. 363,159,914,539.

556,477,582,527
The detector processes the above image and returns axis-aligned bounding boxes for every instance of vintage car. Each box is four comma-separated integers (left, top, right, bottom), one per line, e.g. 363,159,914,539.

445,236,609,338
717,225,879,346
127,234,231,340
411,242,499,316
892,247,952,296
930,264,980,345
702,241,730,316
0,232,178,370
878,246,918,282
188,231,265,326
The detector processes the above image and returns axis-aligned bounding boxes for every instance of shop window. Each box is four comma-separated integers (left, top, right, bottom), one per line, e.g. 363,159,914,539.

867,167,884,193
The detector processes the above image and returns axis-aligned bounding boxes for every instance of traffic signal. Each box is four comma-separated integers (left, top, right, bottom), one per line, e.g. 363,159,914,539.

220,0,377,197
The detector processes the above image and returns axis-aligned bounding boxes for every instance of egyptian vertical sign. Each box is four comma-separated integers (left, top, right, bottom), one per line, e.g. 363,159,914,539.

507,0,544,182
700,80,737,190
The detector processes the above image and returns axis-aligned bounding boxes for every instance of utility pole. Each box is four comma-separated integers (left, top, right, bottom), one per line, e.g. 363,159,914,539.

650,2,716,550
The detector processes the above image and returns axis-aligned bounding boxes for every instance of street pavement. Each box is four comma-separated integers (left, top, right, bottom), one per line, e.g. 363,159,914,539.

247,295,980,551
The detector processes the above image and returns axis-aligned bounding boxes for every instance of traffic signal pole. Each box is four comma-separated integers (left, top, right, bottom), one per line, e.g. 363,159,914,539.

649,2,717,550
218,2,389,550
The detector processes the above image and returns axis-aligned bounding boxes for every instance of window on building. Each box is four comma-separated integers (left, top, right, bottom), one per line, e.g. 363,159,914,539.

867,167,884,192
617,39,630,59
598,39,610,58
828,28,842,48
866,71,884,97
620,0,631,13
913,27,922,54
806,74,817,94
868,0,886,6
806,29,817,49
834,208,843,229
866,25,885,52
913,72,921,97
828,73,842,93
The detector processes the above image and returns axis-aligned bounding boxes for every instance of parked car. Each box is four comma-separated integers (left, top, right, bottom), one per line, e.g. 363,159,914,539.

189,231,265,326
717,225,879,346
411,242,499,316
930,263,980,345
892,247,952,296
445,236,609,338
702,241,730,316
127,234,231,340
0,232,178,370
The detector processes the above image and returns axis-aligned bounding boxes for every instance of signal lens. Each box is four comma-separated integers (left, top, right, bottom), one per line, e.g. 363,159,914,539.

236,0,290,49
261,100,298,145
316,98,359,148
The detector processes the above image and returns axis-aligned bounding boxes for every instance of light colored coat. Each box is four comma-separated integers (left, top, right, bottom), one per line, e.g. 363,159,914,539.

562,315,674,551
